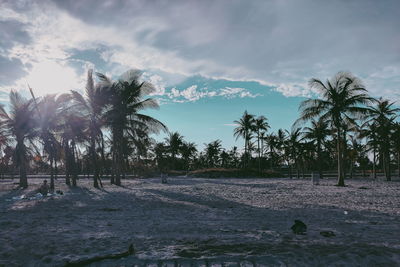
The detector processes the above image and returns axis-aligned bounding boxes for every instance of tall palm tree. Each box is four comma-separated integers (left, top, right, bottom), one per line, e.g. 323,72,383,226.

286,127,304,179
265,133,278,169
253,116,270,172
297,72,374,186
391,123,400,179
365,98,399,181
360,122,379,179
303,119,330,179
34,93,70,189
99,70,167,185
71,70,108,188
276,129,287,166
233,111,255,167
60,110,87,187
0,91,37,188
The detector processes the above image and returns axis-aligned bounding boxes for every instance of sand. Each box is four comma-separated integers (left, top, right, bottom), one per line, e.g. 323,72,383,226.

0,177,399,266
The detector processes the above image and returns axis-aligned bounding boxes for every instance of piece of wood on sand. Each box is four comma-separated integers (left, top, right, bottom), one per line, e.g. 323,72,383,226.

64,244,134,267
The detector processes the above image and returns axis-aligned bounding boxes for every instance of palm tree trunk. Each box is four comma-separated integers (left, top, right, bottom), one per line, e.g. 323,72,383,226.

349,160,354,179
90,136,99,188
50,156,56,188
397,152,400,179
381,151,386,179
17,140,28,188
385,150,391,181
337,132,345,186
373,148,377,179
71,141,78,187
65,143,71,186
244,132,248,169
257,131,261,173
317,141,323,179
54,158,58,180
113,129,123,186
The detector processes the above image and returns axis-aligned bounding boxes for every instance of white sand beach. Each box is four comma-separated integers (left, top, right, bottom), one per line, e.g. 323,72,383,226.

1,177,399,266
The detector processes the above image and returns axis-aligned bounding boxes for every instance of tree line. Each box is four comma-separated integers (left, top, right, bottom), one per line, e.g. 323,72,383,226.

0,70,398,188
154,72,400,187
0,69,166,189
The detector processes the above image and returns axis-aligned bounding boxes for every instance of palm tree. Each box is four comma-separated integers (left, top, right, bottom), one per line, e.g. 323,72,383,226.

303,119,330,179
99,70,167,185
286,127,303,179
365,98,399,181
154,142,168,172
34,93,70,189
361,122,379,179
71,70,108,188
253,116,270,172
265,133,278,169
0,91,37,188
204,140,222,167
297,71,374,186
276,129,287,166
164,131,184,169
60,110,87,187
181,141,197,171
229,146,240,168
392,123,400,179
233,111,255,167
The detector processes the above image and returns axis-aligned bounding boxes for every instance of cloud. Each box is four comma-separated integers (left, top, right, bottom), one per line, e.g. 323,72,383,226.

0,19,31,52
165,85,260,103
1,0,400,100
219,87,260,99
0,56,28,86
274,83,311,98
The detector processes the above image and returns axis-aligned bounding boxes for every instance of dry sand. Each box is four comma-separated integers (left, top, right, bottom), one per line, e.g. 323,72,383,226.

0,177,399,266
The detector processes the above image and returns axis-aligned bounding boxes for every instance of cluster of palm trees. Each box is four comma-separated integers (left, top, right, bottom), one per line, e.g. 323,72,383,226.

153,132,241,172
0,69,166,188
1,70,398,188
233,72,400,186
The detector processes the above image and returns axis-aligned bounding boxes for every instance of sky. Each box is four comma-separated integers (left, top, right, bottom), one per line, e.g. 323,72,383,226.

1,0,400,149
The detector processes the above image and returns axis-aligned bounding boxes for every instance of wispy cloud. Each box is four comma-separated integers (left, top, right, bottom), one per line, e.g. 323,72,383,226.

164,85,261,103
1,0,400,100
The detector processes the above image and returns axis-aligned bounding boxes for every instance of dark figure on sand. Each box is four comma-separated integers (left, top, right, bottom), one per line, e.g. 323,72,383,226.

38,180,49,196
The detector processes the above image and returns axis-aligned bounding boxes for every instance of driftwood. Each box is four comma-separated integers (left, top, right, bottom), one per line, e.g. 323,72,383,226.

64,244,134,267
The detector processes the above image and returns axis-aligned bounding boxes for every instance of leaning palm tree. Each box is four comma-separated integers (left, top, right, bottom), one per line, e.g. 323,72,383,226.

99,70,167,185
70,70,108,188
0,91,37,188
297,72,374,186
233,111,255,167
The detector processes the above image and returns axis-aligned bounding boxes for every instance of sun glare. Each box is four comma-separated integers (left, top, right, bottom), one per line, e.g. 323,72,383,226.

25,60,82,96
